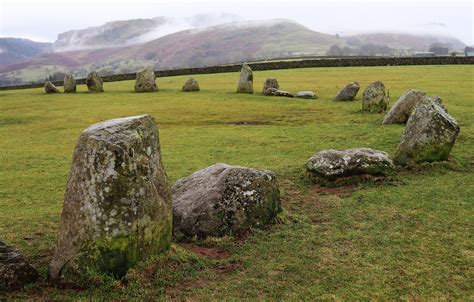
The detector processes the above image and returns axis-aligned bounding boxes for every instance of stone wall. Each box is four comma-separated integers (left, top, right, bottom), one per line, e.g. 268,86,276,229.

1,56,473,91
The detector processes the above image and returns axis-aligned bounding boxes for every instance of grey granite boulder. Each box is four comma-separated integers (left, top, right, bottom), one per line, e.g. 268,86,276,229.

173,163,281,238
394,99,460,166
383,90,444,124
0,241,38,291
45,81,60,94
335,82,360,101
262,78,279,93
86,71,104,93
237,64,253,94
362,81,387,112
135,68,157,92
182,78,200,92
63,74,76,93
306,148,395,183
296,91,317,99
264,88,294,98
49,115,172,284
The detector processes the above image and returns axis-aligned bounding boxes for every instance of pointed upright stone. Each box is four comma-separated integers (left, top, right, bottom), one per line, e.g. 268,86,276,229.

237,64,253,94
50,115,172,284
63,74,77,93
135,68,157,92
362,81,387,112
86,71,104,93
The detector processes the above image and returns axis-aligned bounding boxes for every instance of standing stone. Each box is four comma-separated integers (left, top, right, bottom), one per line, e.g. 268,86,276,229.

394,99,460,166
335,82,360,101
237,64,253,94
45,81,60,94
173,163,281,238
182,78,200,92
63,74,77,93
86,71,104,93
306,148,395,184
382,90,444,124
362,81,388,112
134,68,157,93
0,241,38,291
296,91,317,99
262,78,279,93
49,115,172,284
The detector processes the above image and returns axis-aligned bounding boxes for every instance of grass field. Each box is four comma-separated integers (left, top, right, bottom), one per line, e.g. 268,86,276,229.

1,65,473,300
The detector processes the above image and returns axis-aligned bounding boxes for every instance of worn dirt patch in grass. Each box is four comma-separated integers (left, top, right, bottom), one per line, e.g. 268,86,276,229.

180,243,232,260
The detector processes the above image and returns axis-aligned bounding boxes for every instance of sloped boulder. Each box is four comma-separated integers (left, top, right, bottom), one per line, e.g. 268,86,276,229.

135,68,157,92
335,82,360,101
362,81,387,112
49,115,172,284
0,241,38,291
306,148,395,183
45,81,60,94
86,71,104,93
173,163,281,238
237,64,253,94
394,99,460,166
182,78,200,92
63,74,76,93
296,91,317,99
262,78,279,93
383,90,444,124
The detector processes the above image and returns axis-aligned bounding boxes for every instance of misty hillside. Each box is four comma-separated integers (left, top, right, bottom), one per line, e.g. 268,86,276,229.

0,38,52,66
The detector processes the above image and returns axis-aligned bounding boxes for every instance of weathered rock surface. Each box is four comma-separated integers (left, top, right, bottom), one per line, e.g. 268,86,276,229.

173,163,281,238
382,90,444,124
0,240,38,291
237,64,253,94
86,71,104,93
335,82,360,101
50,115,172,283
264,88,294,98
45,81,60,94
306,148,395,182
296,91,317,99
135,69,157,92
63,74,76,93
262,78,279,93
182,78,200,92
394,99,460,166
362,81,387,112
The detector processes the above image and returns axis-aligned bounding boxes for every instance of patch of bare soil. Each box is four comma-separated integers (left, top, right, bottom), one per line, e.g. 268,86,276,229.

180,244,231,260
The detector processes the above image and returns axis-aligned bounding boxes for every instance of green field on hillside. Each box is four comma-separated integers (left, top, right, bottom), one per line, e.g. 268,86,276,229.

1,65,473,300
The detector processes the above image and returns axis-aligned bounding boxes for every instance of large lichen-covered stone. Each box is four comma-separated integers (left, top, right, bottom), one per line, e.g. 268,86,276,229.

335,82,360,101
237,64,253,94
63,74,77,93
173,163,281,238
86,71,104,93
45,81,60,94
0,241,38,291
362,81,387,112
135,68,158,93
49,115,172,284
306,148,395,183
262,78,279,94
383,90,444,124
394,99,460,166
182,78,200,92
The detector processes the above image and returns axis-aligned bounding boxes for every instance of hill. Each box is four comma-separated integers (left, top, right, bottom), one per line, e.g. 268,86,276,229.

0,38,52,66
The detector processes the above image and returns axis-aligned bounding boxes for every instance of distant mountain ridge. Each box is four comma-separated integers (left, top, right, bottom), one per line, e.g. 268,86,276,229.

0,38,52,66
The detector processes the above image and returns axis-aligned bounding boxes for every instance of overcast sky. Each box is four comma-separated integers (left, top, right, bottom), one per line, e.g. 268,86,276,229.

0,0,472,45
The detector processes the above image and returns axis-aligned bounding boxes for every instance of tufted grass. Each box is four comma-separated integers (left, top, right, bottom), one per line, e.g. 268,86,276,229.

0,65,473,299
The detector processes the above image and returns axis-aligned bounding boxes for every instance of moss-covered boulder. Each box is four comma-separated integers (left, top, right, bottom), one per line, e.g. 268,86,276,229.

306,148,395,184
135,68,157,92
86,71,104,93
362,81,387,112
182,78,200,92
262,78,279,94
237,64,253,94
335,82,360,101
63,74,76,93
394,99,460,166
49,115,172,284
173,163,281,238
45,81,60,94
1,241,38,291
